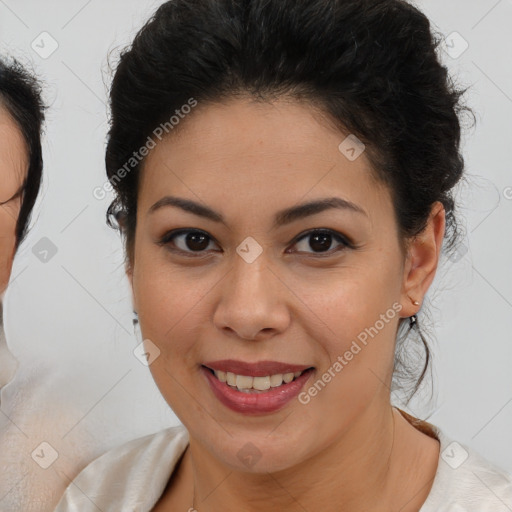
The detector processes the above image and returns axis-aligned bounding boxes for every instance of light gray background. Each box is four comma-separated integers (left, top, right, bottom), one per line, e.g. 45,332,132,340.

1,0,511,483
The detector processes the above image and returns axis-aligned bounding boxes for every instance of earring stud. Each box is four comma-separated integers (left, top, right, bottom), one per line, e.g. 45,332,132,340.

407,295,420,306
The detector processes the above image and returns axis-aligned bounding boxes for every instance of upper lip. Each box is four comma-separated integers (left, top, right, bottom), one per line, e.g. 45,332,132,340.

202,359,313,377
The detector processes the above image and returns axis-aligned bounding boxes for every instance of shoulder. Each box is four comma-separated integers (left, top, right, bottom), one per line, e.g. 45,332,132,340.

54,424,189,512
421,425,512,511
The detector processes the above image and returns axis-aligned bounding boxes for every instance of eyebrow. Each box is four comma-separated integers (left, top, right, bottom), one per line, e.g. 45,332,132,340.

148,195,367,229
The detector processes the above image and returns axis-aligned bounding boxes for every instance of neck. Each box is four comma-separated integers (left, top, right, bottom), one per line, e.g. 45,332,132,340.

184,402,423,512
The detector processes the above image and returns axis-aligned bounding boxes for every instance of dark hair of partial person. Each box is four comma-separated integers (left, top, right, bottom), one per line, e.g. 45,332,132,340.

104,0,476,405
0,57,45,247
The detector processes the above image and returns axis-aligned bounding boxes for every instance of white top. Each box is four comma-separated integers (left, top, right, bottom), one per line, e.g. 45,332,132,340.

0,315,18,392
54,420,512,512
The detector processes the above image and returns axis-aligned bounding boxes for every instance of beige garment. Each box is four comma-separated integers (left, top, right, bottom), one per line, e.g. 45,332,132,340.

53,413,512,512
0,306,97,512
0,303,17,390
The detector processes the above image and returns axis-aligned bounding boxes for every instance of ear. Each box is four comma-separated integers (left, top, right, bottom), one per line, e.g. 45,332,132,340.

400,201,445,318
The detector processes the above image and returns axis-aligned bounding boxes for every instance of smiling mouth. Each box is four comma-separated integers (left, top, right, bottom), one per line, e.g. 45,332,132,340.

203,366,314,393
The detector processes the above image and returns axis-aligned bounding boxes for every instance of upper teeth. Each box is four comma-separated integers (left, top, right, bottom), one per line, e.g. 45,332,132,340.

213,370,304,391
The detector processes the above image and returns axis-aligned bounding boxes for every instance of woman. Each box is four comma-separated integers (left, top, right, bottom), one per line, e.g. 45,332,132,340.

55,0,512,510
0,57,44,390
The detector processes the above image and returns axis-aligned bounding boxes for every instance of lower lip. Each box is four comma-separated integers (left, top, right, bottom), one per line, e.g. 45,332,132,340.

201,366,314,415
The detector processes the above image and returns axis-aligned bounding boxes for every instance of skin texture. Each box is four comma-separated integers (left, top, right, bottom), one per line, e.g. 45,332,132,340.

128,97,445,511
0,106,27,296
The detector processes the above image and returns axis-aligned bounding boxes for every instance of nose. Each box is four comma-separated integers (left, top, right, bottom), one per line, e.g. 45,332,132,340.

213,253,291,341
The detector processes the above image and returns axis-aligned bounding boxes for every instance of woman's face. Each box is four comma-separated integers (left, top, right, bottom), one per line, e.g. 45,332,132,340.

130,98,438,473
0,107,27,296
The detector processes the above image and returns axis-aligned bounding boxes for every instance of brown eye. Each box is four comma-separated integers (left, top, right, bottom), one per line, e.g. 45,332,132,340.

159,229,219,255
289,229,351,256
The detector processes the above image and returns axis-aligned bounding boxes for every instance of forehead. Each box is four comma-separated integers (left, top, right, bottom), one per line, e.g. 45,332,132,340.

138,98,391,222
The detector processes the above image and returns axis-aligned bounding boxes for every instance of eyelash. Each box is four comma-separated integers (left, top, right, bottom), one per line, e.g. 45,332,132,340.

157,228,354,258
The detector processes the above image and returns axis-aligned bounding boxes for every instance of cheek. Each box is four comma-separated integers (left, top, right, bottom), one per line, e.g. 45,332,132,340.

294,255,401,337
312,284,399,379
298,288,400,428
294,258,402,396
133,258,214,362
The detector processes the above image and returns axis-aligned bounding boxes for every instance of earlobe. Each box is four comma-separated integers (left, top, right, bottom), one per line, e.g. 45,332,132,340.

400,201,446,317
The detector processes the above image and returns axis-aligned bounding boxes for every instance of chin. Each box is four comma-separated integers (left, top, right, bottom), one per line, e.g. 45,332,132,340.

199,426,313,474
